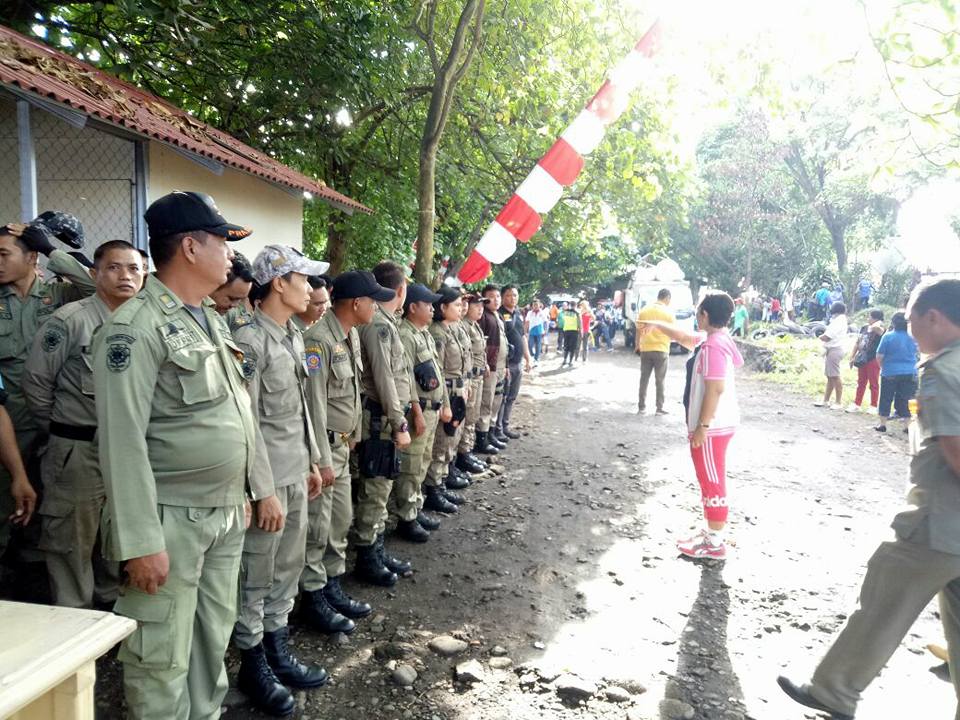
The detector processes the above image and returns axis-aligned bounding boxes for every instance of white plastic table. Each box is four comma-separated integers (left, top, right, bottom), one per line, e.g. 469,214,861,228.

0,600,136,720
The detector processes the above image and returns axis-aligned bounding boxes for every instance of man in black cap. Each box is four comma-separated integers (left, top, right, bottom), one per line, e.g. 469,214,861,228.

93,190,258,720
299,271,391,637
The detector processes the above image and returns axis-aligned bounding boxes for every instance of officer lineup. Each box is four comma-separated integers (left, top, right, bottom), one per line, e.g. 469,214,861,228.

0,191,532,719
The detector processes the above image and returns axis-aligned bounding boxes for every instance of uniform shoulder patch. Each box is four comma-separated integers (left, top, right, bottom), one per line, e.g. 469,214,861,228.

241,355,257,381
106,339,132,372
377,325,389,341
41,323,66,352
303,345,323,375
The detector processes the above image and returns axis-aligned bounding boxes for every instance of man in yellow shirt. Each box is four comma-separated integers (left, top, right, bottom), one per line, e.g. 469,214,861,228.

635,288,674,414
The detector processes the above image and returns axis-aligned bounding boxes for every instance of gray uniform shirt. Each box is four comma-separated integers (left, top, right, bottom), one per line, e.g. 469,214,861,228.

233,309,320,491
0,250,96,441
302,311,363,468
359,305,415,433
892,338,960,554
22,294,111,429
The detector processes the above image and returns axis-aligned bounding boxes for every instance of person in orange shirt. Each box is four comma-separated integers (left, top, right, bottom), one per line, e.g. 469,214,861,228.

548,302,559,353
635,288,675,414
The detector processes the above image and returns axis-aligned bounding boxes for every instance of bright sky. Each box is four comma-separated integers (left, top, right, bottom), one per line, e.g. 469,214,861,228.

617,0,960,273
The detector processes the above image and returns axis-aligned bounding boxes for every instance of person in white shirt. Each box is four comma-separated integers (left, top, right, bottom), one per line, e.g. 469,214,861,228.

815,302,849,409
524,299,550,364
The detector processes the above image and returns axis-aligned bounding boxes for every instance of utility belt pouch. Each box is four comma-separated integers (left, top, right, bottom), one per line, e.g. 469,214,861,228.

413,360,440,393
443,420,458,437
450,395,467,423
360,413,399,479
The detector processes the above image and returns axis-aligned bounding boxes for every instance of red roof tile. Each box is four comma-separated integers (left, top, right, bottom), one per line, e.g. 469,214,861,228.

0,24,371,214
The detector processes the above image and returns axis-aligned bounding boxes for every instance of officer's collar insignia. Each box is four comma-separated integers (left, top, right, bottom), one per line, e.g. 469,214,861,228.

159,293,177,309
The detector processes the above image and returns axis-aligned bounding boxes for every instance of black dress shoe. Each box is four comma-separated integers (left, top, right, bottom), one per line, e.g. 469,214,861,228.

417,511,441,531
238,644,295,717
377,533,412,575
298,589,356,634
322,575,372,619
488,430,508,447
263,627,328,689
501,426,521,439
465,452,487,469
776,677,854,720
423,484,458,514
396,518,430,543
442,488,466,505
445,471,470,490
354,543,398,587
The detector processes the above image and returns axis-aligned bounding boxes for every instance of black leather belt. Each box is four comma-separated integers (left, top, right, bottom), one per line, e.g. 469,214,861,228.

471,367,482,378
50,421,96,442
418,398,442,411
364,398,412,415
445,378,464,388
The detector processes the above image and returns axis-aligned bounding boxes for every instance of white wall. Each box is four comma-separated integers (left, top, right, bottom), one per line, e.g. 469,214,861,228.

147,142,304,259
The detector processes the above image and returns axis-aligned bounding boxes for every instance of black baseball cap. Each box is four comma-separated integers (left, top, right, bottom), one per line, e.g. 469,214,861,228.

331,270,395,302
35,211,85,249
144,191,252,240
405,283,442,305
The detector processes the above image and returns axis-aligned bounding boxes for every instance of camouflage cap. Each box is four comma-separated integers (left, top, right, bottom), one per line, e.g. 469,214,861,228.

34,211,85,249
251,244,330,285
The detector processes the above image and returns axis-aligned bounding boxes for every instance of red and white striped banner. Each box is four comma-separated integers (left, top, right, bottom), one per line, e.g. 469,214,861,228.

455,20,661,284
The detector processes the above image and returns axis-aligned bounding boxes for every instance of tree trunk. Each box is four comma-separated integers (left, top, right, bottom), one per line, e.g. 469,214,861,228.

415,144,438,285
829,225,847,274
326,215,348,276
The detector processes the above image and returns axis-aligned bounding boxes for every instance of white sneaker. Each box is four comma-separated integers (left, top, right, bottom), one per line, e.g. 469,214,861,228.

829,403,844,411
845,403,860,413
813,401,827,407
677,531,726,560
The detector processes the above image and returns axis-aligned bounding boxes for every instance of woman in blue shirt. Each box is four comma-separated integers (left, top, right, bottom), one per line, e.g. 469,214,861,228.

874,311,919,432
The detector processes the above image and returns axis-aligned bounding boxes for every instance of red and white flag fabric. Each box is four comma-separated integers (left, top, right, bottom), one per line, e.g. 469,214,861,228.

455,20,662,284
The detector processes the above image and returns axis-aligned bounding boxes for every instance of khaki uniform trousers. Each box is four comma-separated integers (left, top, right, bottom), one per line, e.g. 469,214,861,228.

807,535,960,718
115,504,244,720
302,441,352,591
478,370,498,432
638,350,669,412
235,480,308,648
491,368,507,425
458,377,483,454
390,407,439,521
38,434,119,608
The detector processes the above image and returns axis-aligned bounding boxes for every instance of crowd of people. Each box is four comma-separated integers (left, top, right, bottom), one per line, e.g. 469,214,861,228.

0,191,538,719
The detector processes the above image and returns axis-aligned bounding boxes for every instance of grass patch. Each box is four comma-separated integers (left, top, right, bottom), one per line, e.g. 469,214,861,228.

752,333,858,400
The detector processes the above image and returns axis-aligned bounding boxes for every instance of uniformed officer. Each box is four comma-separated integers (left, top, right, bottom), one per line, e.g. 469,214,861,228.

391,284,449,543
22,240,144,608
0,217,95,560
495,284,531,439
476,284,508,454
94,191,257,720
300,272,383,633
232,245,329,716
210,251,254,328
292,275,330,332
447,302,478,486
355,261,414,587
456,294,490,474
1,372,34,541
424,288,471,508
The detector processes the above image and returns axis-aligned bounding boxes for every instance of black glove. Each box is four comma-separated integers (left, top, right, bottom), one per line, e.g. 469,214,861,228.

3,222,57,256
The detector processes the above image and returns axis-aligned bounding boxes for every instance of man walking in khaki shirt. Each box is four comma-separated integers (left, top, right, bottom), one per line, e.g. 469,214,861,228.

94,191,257,720
22,240,143,608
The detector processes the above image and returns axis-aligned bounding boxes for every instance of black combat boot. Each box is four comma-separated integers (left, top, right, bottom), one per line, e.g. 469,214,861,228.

417,510,441,531
473,430,499,455
456,452,485,474
445,464,470,490
442,488,466,505
423,483,458,514
396,518,430,543
501,425,521,440
487,429,507,449
377,532,412,576
323,575,372,619
237,643,295,717
466,451,488,470
299,589,356,634
263,627,328,688
353,543,398,587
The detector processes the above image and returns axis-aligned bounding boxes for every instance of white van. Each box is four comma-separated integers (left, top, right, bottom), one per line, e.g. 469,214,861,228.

623,259,696,353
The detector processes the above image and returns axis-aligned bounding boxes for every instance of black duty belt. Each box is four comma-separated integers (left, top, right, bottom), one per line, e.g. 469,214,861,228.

445,378,465,389
364,398,412,415
471,367,483,378
419,398,442,411
50,421,96,442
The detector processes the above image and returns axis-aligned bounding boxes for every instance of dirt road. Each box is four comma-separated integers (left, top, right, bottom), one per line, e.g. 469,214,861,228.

95,345,952,719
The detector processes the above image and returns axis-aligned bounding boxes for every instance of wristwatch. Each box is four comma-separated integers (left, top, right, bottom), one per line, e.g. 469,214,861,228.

397,421,409,434
697,422,710,429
